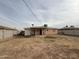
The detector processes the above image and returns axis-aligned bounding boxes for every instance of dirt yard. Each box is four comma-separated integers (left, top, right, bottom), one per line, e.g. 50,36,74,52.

0,35,79,59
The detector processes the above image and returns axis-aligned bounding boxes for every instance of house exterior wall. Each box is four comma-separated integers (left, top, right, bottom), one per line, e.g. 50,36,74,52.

46,29,58,35
35,30,40,35
42,29,47,35
4,30,14,39
31,30,35,35
25,29,31,36
26,29,46,35
0,29,18,39
31,29,41,35
34,29,47,35
59,29,79,36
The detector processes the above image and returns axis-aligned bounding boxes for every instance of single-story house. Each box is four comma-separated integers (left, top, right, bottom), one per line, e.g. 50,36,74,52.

24,27,47,36
0,26,18,39
24,25,58,36
58,26,79,36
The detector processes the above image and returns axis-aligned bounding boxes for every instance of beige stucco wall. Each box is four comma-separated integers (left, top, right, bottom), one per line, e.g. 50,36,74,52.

46,29,58,35
0,29,18,39
25,29,31,36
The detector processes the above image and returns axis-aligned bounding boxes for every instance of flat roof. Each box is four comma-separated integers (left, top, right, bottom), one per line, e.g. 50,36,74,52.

47,27,58,30
25,26,58,30
60,27,79,30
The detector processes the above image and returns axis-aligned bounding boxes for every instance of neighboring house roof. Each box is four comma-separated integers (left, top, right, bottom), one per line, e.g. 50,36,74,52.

25,26,58,30
60,27,79,30
30,27,47,29
0,26,17,30
47,27,58,30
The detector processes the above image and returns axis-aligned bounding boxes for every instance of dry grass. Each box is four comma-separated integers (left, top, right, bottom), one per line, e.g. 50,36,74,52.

0,35,79,59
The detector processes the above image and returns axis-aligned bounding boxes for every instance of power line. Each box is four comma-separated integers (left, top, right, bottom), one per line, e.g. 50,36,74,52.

22,0,42,24
0,17,22,27
27,0,46,23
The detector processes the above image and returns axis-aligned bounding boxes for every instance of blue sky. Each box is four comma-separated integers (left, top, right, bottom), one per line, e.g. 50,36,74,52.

0,0,79,29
